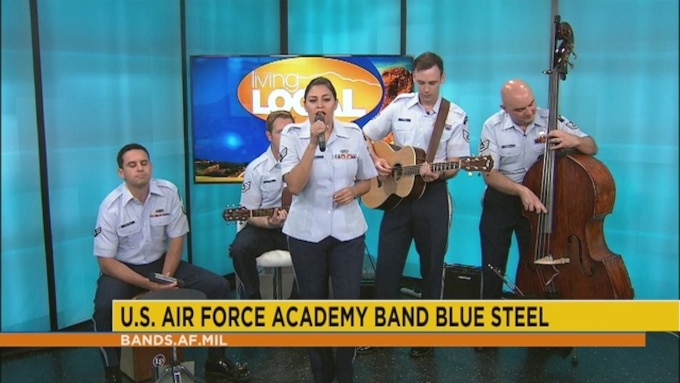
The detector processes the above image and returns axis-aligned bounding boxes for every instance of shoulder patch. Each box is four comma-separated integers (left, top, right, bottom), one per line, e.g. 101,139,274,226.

479,138,490,152
463,130,470,143
279,147,288,161
241,181,251,193
94,227,101,237
559,115,578,130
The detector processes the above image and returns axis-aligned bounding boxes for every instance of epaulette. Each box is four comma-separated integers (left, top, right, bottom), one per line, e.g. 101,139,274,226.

247,155,269,171
282,123,303,134
393,92,416,101
100,185,125,210
153,179,178,192
483,111,506,129
537,108,550,119
341,121,362,132
448,102,466,117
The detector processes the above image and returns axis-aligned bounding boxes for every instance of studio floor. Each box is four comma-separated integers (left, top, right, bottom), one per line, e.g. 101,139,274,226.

1,332,678,383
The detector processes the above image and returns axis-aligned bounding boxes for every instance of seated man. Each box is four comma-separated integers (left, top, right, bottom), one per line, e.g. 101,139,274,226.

230,110,296,299
92,143,252,383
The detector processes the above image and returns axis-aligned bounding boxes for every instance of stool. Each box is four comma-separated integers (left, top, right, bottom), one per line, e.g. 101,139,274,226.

234,221,295,300
139,288,206,383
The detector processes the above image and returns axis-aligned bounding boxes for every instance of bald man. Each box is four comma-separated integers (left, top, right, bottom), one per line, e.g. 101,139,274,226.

477,79,597,301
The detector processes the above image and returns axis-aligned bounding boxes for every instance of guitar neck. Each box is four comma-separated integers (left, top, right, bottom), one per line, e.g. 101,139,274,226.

248,207,279,218
402,162,460,175
223,206,290,222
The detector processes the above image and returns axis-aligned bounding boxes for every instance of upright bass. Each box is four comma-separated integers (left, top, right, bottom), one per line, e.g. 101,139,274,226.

514,15,634,299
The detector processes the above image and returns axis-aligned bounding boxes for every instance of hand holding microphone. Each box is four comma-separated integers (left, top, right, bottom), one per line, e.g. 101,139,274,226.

314,113,326,152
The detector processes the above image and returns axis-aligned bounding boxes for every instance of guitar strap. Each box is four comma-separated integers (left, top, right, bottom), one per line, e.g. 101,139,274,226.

282,186,293,207
425,98,450,163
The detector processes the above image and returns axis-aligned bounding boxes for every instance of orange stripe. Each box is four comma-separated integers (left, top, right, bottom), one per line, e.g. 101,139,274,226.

0,333,646,347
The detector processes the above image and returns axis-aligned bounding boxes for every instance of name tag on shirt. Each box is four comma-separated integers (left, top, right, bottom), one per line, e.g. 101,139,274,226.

397,118,411,122
501,144,516,149
334,152,357,160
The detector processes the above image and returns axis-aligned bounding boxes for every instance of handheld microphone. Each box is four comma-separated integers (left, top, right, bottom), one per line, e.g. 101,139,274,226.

315,113,326,152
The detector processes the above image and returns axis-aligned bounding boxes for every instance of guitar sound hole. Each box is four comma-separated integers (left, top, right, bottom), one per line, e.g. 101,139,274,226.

393,165,402,180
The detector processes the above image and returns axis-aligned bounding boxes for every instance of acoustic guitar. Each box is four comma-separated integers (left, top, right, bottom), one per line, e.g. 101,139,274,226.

362,141,494,210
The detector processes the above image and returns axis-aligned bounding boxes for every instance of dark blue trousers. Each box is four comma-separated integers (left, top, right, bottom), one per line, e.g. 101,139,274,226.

230,224,289,299
92,256,230,367
288,235,365,383
479,187,531,299
375,181,449,300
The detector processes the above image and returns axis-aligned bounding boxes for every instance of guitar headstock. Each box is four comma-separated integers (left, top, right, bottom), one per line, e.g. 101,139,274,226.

222,206,250,222
459,155,494,172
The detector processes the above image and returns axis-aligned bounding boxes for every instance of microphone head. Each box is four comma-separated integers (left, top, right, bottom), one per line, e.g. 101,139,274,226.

314,113,325,122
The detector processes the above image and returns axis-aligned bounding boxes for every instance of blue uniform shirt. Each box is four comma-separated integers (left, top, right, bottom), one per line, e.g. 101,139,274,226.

93,179,189,265
363,93,471,161
479,108,589,183
279,119,378,243
240,148,284,210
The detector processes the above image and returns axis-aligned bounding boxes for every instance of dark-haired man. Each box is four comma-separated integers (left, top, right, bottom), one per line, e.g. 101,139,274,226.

361,52,471,358
92,143,252,383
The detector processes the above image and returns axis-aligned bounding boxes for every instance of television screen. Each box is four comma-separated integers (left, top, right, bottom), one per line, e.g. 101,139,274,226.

190,55,414,183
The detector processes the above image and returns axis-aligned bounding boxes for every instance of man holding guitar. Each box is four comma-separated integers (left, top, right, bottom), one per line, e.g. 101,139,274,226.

361,52,471,358
229,110,295,300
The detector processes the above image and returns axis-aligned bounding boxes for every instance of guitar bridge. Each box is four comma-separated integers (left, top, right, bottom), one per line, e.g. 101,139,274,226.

534,255,570,265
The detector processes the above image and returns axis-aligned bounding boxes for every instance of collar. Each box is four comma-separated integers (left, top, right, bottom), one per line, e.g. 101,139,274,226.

121,180,160,204
333,122,351,138
298,119,350,139
500,112,516,131
406,95,443,114
500,111,546,132
298,120,312,138
265,146,280,170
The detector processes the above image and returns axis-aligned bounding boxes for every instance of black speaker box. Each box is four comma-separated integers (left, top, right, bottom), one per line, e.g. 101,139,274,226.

360,280,375,299
442,264,481,299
